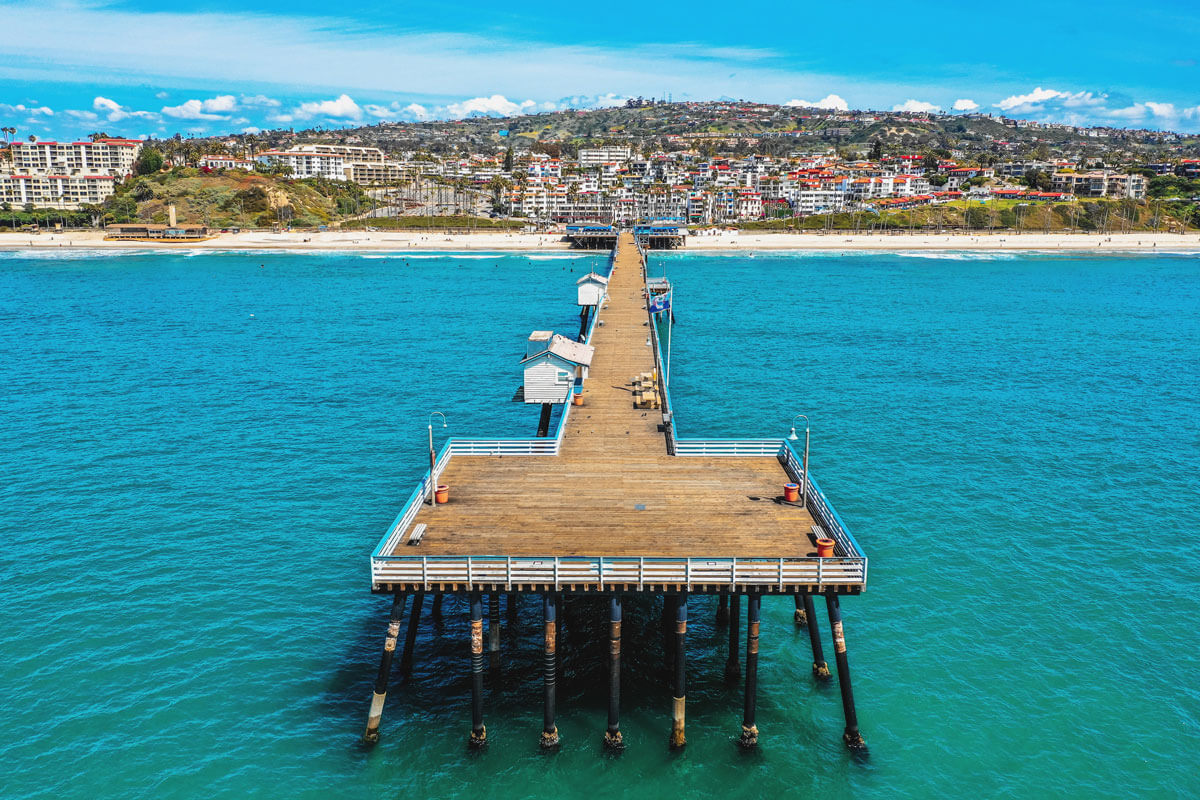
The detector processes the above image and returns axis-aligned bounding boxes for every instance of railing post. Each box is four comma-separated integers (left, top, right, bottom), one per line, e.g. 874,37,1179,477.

421,556,428,590
506,556,512,591
778,558,784,592
598,556,604,590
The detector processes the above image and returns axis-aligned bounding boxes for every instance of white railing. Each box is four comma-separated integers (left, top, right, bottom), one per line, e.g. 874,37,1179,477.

371,554,867,590
672,438,785,457
778,440,868,571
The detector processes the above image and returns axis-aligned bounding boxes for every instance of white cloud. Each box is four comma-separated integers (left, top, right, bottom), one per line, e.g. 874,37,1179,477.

296,93,362,119
996,86,1063,111
402,103,430,120
267,113,294,124
240,94,280,108
443,94,537,118
952,98,979,111
785,94,849,111
241,126,262,134
92,95,154,122
1,102,54,116
893,99,941,113
1144,101,1177,119
154,91,169,99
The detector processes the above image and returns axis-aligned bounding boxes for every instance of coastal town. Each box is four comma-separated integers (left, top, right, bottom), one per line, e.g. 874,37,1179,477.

2,100,1199,232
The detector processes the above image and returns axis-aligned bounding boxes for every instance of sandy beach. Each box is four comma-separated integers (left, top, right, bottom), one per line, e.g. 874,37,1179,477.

2,229,1199,252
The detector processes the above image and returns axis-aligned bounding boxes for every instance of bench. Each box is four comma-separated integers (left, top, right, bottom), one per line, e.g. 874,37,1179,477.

407,523,427,546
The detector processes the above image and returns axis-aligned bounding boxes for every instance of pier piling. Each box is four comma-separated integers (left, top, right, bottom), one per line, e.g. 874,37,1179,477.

739,594,760,748
400,591,423,677
488,594,501,673
363,593,406,743
670,593,688,749
468,592,487,748
541,594,560,749
794,593,807,627
803,594,831,679
431,593,443,620
825,593,866,751
716,592,729,625
604,594,624,751
506,592,518,625
661,595,676,674
725,593,741,683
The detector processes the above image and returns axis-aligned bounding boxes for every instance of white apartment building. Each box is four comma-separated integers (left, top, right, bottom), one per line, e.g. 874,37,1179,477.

256,149,349,180
1050,171,1146,199
3,138,142,209
0,174,119,209
10,139,141,176
199,154,257,171
292,143,385,163
579,146,632,167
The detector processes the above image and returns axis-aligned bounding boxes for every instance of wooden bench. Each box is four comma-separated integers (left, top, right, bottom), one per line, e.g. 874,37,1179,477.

407,523,427,546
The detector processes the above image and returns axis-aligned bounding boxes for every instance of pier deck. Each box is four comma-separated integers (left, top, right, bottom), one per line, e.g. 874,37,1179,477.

372,233,866,594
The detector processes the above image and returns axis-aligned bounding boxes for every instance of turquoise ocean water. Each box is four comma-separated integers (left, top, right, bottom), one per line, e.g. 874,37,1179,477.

1,248,1198,799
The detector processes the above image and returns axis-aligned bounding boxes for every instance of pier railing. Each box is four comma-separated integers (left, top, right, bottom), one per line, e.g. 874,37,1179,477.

371,553,866,592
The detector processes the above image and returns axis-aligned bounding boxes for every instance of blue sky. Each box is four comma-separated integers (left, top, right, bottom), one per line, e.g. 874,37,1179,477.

2,0,1199,140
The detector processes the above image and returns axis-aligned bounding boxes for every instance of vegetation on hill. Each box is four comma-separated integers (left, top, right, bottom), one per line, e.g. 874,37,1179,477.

102,167,369,228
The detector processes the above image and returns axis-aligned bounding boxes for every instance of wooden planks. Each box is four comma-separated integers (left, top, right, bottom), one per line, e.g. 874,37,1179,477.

392,233,818,560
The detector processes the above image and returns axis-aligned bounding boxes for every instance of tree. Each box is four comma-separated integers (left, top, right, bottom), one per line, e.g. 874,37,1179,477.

869,139,883,161
135,148,164,175
502,147,513,172
1022,169,1053,192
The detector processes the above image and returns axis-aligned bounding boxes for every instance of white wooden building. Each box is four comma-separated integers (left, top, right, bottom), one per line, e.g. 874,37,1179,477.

576,272,609,307
519,332,595,404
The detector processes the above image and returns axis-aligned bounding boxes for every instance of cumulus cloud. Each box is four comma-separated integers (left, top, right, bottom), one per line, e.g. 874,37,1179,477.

92,95,154,122
0,102,53,116
952,98,979,111
994,87,1106,114
443,94,539,118
161,95,238,119
785,94,849,111
296,93,362,119
991,86,1200,129
240,94,281,108
402,103,430,120
893,99,941,113
241,126,262,134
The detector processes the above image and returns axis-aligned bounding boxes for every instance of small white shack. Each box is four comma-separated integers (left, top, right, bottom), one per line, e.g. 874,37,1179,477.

576,272,609,307
520,332,595,404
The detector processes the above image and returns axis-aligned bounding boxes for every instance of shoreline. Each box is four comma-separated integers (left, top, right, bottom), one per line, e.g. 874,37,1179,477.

2,229,1199,253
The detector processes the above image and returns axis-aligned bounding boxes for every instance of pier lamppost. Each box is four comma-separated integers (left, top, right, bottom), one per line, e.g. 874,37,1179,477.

787,415,810,509
428,412,447,507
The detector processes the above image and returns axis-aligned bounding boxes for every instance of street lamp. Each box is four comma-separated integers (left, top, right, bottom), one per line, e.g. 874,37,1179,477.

787,414,810,509
428,412,447,506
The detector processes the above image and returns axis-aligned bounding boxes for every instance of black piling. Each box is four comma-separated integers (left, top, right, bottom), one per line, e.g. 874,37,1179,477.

716,592,729,625
432,593,444,620
825,593,866,750
468,592,486,748
670,593,688,749
739,593,760,748
794,593,807,627
803,594,831,679
604,593,624,751
725,592,741,682
661,595,676,673
536,403,553,437
399,590,423,676
542,593,560,749
506,592,519,625
488,593,501,673
363,593,406,743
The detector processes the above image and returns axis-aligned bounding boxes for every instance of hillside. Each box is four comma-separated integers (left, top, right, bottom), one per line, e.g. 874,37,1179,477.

104,167,368,228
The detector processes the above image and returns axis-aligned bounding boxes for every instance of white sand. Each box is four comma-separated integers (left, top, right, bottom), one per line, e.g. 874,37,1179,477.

2,229,1199,252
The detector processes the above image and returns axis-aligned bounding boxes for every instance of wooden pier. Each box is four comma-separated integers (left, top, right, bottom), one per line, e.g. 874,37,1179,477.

365,233,869,751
